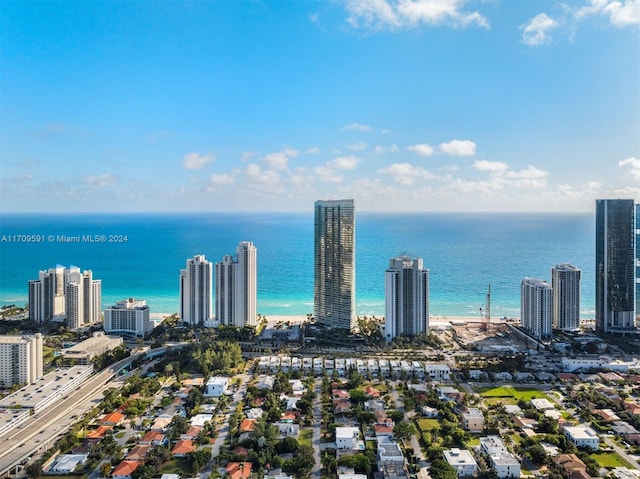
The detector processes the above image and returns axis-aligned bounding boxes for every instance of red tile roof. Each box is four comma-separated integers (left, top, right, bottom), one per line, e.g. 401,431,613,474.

226,462,252,479
112,460,141,477
171,439,195,455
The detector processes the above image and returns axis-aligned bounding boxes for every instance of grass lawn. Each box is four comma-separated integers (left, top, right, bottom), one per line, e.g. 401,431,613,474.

115,431,126,439
417,418,440,432
467,437,480,447
479,386,550,402
299,429,313,447
161,458,191,474
591,452,633,468
366,440,377,452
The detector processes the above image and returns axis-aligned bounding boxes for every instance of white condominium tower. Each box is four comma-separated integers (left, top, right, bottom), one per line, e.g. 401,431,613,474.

384,255,429,341
521,277,552,339
104,298,152,338
314,199,356,331
552,264,581,331
215,241,257,327
0,334,43,387
28,266,101,330
179,255,213,326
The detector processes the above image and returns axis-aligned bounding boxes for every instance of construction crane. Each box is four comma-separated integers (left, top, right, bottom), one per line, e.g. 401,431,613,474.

479,284,491,332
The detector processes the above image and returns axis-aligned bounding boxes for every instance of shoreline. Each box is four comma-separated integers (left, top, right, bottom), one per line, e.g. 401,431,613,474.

149,313,518,323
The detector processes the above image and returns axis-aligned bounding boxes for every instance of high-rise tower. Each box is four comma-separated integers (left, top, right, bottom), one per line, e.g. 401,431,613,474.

595,199,636,334
28,265,101,329
180,255,212,326
384,255,429,341
521,277,552,339
215,242,257,327
314,199,356,331
551,264,581,331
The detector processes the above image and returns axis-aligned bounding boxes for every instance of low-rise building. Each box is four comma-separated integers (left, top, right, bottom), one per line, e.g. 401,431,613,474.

336,426,362,450
443,448,478,477
205,376,229,397
564,426,599,450
488,452,521,479
460,407,484,432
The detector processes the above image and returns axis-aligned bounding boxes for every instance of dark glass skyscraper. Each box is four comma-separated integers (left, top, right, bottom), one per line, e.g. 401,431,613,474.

595,199,637,333
314,199,356,331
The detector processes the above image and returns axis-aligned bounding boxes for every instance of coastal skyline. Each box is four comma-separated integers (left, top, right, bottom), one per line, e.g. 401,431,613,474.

1,1,639,213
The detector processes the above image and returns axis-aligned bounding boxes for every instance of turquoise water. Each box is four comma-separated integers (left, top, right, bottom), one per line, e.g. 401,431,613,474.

0,212,595,318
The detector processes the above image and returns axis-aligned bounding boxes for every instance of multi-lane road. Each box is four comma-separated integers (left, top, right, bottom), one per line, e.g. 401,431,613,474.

0,355,140,477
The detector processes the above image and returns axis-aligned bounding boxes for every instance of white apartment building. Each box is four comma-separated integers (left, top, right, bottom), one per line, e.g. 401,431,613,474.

552,264,581,331
443,449,478,477
489,453,521,479
521,277,552,339
215,242,257,327
385,255,429,341
564,426,599,450
0,333,43,386
180,255,213,326
336,426,362,450
480,436,520,478
29,266,101,329
104,298,152,337
205,376,229,397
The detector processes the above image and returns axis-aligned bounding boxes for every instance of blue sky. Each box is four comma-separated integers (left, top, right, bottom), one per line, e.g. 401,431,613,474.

1,0,639,213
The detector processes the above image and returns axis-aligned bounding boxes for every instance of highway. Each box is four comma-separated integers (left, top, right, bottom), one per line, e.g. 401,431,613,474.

0,355,136,477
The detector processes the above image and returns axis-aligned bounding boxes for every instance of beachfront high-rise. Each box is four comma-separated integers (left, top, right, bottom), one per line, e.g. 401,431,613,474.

215,241,257,327
595,199,637,334
314,199,356,331
179,254,212,326
28,265,101,330
384,255,429,341
521,277,552,339
104,298,152,338
551,264,581,331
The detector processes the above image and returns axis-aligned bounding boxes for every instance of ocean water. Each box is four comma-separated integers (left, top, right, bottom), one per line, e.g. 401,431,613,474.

0,212,595,319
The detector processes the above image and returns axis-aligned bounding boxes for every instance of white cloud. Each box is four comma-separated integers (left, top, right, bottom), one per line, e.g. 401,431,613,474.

379,162,434,186
245,163,281,186
208,173,235,189
11,173,34,184
344,0,489,30
504,165,549,179
576,0,640,26
242,151,257,162
375,144,400,154
380,128,392,134
449,177,498,194
347,141,368,151
329,156,361,170
439,139,477,156
183,152,215,170
310,13,320,23
306,147,322,154
522,13,559,45
406,143,435,156
473,160,509,174
472,161,549,190
83,173,117,187
341,123,373,132
314,156,361,183
264,148,298,170
619,156,640,181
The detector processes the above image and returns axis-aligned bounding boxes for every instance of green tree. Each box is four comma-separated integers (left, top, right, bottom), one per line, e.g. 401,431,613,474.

527,443,548,466
429,459,458,479
188,449,211,474
394,420,417,441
